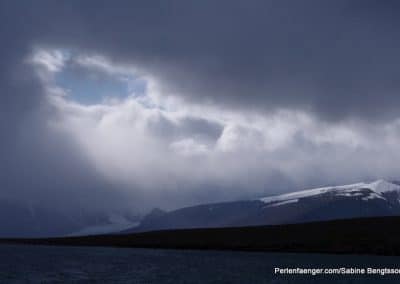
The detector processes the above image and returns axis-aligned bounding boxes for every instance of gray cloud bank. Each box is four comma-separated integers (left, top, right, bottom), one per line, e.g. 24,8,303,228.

1,1,400,216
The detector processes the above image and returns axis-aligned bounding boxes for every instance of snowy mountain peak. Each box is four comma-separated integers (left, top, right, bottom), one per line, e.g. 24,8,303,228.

260,179,400,205
127,179,400,234
367,179,400,193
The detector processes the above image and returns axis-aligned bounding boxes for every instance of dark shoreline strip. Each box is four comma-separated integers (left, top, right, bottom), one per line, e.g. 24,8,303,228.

2,216,400,256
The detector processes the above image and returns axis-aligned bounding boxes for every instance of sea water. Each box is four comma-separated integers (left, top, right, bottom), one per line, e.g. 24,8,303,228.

0,244,399,283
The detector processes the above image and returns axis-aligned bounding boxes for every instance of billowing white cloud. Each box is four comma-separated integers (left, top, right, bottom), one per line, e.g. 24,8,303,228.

27,49,400,210
30,48,67,73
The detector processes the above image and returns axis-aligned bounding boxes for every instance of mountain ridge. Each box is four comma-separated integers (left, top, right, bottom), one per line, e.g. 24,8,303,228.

123,179,400,233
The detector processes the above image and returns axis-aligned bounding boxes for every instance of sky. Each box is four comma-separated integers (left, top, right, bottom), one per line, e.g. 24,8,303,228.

2,1,400,215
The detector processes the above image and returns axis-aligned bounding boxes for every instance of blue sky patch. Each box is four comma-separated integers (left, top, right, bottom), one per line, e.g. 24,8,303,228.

55,62,146,105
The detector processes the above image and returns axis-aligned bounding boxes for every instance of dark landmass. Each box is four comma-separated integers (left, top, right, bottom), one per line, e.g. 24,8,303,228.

2,216,400,255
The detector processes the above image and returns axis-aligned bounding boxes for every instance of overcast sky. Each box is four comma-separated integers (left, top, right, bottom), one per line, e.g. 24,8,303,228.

2,1,400,214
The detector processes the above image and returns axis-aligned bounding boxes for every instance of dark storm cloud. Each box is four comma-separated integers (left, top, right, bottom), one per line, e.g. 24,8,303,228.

2,0,400,220
147,115,223,143
4,0,400,121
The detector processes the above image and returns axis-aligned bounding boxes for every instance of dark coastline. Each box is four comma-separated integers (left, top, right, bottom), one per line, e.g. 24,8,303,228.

2,216,400,256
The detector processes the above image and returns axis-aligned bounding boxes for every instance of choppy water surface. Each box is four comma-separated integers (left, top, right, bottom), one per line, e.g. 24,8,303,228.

0,244,399,283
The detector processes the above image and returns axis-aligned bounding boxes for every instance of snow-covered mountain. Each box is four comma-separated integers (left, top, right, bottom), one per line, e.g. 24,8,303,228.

124,179,400,233
4,179,399,237
260,179,400,206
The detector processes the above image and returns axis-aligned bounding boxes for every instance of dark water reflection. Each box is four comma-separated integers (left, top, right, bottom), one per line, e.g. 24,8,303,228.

0,244,399,283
